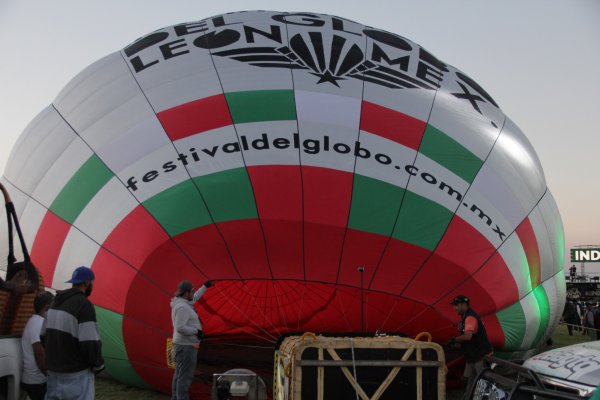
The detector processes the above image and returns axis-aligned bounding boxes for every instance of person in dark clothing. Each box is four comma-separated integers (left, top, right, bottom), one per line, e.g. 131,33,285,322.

584,303,597,340
593,303,600,340
447,295,493,400
563,299,578,336
41,266,104,400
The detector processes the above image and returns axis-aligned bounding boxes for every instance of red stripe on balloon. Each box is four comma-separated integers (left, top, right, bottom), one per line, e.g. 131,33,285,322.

403,216,517,310
435,216,497,267
403,252,473,304
247,166,303,280
467,252,520,312
139,239,207,293
157,94,232,141
173,225,238,280
90,249,138,314
30,211,70,286
123,264,173,337
216,219,271,279
360,101,426,150
304,223,347,282
122,317,172,393
302,167,353,281
101,206,170,268
303,167,353,227
370,239,431,294
337,229,388,287
483,314,506,349
515,217,541,288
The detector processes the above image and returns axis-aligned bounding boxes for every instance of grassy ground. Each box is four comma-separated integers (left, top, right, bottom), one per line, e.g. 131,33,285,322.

95,323,593,399
96,376,169,399
549,322,595,348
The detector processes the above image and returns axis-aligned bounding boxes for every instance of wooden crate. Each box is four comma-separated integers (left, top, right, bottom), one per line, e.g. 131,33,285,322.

274,334,446,400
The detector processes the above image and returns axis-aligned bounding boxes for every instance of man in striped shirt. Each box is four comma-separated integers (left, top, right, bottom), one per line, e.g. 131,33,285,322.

41,266,104,400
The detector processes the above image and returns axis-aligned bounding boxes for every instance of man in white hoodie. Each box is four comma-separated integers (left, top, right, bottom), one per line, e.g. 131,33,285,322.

170,280,212,400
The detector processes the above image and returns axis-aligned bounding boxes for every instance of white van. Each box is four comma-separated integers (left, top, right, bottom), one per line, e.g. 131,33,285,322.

470,343,599,400
522,341,600,397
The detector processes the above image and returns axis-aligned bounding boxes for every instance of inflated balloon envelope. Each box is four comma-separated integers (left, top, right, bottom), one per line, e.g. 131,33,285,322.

0,11,565,393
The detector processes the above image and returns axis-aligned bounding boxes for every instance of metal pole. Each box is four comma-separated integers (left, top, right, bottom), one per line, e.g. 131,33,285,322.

358,266,365,334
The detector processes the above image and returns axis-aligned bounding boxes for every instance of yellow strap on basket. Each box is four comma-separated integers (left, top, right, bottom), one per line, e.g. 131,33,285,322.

166,338,175,369
301,332,317,341
285,360,293,378
414,332,432,342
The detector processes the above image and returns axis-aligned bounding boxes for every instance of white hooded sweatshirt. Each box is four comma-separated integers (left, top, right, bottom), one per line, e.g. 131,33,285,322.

171,284,208,345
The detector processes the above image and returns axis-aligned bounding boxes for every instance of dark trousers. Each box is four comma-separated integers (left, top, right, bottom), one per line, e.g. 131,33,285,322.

463,358,489,400
566,317,578,335
21,382,47,400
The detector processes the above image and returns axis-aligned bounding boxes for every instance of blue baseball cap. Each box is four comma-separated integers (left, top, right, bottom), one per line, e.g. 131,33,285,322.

66,266,95,284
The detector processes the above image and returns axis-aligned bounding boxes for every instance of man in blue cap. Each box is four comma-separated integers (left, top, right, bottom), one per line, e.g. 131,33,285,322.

41,266,104,400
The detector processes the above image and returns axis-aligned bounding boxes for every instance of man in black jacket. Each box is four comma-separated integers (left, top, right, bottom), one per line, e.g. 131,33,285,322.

41,266,104,400
448,295,493,400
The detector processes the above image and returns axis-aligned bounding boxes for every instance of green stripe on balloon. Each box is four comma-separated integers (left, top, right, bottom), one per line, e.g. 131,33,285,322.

49,154,112,224
391,190,454,251
194,167,258,222
142,180,212,236
532,285,550,345
348,174,403,235
496,301,526,350
419,124,483,183
553,221,565,275
95,306,150,388
347,174,453,251
225,90,297,124
142,168,257,236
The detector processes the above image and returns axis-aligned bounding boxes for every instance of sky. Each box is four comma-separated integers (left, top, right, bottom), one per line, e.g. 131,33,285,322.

0,0,599,272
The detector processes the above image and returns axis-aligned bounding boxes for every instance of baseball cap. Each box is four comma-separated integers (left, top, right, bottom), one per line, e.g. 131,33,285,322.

176,280,193,295
66,266,95,284
450,295,470,305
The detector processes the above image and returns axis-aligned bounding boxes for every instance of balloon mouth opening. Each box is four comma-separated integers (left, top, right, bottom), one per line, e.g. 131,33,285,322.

194,279,454,343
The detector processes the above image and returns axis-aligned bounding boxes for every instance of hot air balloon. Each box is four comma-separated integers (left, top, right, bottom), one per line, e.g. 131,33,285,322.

0,11,565,394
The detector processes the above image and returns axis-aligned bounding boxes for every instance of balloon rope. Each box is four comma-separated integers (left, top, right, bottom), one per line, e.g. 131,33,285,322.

335,287,354,332
270,280,289,333
377,301,400,334
350,338,359,400
207,282,279,342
